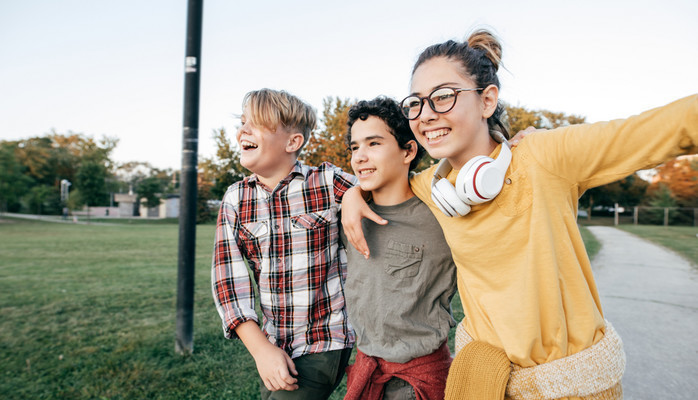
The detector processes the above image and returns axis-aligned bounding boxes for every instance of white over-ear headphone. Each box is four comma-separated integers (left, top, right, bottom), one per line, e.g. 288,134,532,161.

430,131,512,217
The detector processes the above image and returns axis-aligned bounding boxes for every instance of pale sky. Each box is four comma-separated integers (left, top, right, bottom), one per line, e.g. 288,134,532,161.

1,0,697,170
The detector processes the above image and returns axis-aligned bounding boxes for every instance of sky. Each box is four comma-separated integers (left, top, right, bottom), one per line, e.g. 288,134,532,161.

1,0,697,171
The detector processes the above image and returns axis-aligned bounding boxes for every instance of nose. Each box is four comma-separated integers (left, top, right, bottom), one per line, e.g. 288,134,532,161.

351,145,368,163
237,121,250,139
419,100,438,123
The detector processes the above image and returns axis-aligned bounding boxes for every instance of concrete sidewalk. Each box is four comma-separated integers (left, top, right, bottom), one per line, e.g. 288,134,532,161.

0,212,114,225
589,226,698,399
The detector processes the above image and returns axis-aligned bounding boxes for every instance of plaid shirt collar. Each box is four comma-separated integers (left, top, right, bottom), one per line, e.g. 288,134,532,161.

246,161,305,189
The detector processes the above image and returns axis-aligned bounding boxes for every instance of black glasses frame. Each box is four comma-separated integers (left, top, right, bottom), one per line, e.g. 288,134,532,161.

400,87,484,120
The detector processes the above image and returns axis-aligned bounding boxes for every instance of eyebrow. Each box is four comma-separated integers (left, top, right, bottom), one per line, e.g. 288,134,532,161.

409,82,461,96
349,134,386,145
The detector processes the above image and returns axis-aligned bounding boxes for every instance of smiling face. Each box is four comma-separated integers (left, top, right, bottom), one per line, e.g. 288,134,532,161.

349,116,415,205
236,104,302,186
408,56,497,169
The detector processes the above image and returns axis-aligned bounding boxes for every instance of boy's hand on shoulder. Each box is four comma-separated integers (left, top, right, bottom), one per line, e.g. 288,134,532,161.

509,126,545,147
341,186,387,259
253,342,299,392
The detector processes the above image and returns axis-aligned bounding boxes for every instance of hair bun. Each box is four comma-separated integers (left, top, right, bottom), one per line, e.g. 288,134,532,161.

467,29,502,72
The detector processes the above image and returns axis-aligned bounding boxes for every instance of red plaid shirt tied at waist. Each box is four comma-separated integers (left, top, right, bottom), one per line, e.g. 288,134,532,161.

212,161,357,358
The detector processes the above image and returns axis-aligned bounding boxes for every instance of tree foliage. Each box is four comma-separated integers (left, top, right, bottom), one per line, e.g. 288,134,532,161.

197,128,247,223
301,97,354,171
199,128,246,199
1,131,117,214
0,142,33,212
75,161,108,207
646,157,698,207
578,173,649,214
503,103,586,133
135,176,164,209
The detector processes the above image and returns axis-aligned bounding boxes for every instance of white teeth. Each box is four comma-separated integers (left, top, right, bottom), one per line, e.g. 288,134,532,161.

425,129,449,140
359,169,375,177
240,140,258,149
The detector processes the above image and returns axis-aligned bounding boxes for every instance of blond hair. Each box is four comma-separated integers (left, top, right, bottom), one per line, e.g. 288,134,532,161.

242,88,317,153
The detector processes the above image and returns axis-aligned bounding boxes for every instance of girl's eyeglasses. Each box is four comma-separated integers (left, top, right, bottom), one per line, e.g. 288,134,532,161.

400,87,483,120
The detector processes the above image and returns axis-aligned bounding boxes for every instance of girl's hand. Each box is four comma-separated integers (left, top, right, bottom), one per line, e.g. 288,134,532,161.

341,186,387,259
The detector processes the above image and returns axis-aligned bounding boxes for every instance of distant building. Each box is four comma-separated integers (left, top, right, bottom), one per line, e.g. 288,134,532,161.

138,194,180,218
114,193,180,218
114,193,139,217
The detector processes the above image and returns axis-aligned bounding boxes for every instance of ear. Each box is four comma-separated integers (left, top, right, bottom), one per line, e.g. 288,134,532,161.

403,140,418,165
285,132,305,153
480,85,499,119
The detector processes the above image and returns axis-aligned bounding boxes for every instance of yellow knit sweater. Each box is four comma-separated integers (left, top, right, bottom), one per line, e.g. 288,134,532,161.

410,95,698,371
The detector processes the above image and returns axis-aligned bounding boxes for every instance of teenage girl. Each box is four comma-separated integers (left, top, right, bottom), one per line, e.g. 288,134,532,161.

342,29,698,399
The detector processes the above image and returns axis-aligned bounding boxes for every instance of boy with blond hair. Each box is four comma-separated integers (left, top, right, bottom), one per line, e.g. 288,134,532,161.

212,88,356,399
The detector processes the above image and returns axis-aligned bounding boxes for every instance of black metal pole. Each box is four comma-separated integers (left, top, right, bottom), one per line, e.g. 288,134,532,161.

176,0,203,355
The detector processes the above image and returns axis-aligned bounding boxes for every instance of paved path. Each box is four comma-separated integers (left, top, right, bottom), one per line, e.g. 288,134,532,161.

588,226,698,400
0,212,113,225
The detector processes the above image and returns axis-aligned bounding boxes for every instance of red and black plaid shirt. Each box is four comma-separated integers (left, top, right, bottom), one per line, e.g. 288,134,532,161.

212,161,357,358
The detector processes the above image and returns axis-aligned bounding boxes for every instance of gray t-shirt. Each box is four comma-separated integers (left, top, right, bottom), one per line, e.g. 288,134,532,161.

342,195,457,363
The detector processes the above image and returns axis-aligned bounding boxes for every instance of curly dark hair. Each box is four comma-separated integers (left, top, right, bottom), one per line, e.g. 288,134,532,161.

346,96,425,171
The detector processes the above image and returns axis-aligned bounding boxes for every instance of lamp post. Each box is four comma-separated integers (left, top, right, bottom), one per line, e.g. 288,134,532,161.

175,0,203,356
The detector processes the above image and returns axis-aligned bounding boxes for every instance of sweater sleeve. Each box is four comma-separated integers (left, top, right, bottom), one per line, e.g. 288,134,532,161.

522,94,698,192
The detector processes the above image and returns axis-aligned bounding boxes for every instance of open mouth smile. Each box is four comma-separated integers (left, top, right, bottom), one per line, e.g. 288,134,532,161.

357,168,376,178
424,128,450,141
240,140,258,150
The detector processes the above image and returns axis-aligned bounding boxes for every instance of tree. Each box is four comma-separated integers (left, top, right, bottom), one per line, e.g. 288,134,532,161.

0,142,33,212
301,97,354,171
75,160,108,219
200,128,246,199
579,173,649,217
13,131,117,188
503,103,586,133
14,137,55,186
197,128,248,223
115,161,177,215
646,157,698,207
136,176,163,210
26,185,55,215
6,131,117,214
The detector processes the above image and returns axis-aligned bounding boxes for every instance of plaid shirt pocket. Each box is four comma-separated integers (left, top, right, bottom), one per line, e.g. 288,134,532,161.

291,208,334,230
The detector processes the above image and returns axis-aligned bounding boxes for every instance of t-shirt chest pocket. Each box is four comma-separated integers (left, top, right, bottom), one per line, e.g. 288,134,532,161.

494,166,533,216
385,240,423,278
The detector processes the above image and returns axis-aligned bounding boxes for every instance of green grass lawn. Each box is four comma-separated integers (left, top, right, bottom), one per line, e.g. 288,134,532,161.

578,225,601,261
2,217,693,399
616,225,698,266
0,218,260,400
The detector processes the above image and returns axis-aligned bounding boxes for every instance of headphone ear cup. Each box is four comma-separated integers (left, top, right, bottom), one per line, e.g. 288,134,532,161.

456,156,494,205
432,178,471,217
